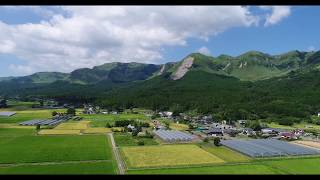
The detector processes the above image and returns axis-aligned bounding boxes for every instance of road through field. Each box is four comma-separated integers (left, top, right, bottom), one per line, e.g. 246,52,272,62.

108,133,125,174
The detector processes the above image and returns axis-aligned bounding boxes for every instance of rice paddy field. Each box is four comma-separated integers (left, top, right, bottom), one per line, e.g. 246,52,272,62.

2,105,320,175
0,135,112,164
121,144,225,168
0,161,117,175
127,156,320,174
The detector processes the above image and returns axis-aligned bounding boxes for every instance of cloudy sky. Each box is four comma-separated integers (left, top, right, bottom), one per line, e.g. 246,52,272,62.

0,6,318,77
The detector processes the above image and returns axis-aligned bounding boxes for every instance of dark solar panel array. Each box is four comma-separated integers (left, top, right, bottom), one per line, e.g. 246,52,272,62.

154,130,196,142
221,139,320,158
19,115,73,126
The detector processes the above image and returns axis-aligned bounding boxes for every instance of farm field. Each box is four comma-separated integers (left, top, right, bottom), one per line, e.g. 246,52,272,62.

127,163,283,174
38,129,81,135
80,113,149,127
292,141,320,149
54,121,90,130
0,109,66,124
127,156,320,174
114,133,158,146
264,157,320,174
200,145,251,163
169,123,189,131
121,144,224,168
83,127,112,134
0,128,36,137
0,135,112,164
0,161,116,175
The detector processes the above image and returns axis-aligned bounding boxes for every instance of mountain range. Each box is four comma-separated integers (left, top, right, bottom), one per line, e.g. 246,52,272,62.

1,50,320,122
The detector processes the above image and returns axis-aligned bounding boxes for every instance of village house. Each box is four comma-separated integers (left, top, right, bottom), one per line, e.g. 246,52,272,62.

83,104,95,114
204,128,223,137
279,132,297,140
159,111,173,118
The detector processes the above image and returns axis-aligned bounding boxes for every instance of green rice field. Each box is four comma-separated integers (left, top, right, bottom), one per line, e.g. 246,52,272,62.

0,135,112,164
0,161,117,175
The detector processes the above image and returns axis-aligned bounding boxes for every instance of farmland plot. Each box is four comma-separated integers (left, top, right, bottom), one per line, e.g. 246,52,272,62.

122,144,224,168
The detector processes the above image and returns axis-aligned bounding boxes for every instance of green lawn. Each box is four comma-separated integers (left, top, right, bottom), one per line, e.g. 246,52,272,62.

80,113,149,127
127,163,283,174
0,128,36,137
114,133,158,146
0,161,116,175
264,157,320,174
200,145,251,163
0,135,112,164
0,109,66,124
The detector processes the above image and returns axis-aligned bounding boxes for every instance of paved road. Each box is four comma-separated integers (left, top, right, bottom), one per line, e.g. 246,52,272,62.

108,133,126,175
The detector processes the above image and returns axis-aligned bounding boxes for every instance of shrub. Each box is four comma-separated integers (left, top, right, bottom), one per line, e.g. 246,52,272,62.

66,108,76,116
213,137,220,146
137,140,145,146
105,122,112,128
203,137,209,143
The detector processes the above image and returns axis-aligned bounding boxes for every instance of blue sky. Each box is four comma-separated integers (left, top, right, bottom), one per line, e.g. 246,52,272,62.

0,6,319,77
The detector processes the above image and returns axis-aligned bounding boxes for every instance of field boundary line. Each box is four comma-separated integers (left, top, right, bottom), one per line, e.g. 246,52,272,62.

108,133,126,175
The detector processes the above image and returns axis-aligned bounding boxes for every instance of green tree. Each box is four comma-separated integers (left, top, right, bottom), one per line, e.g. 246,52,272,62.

52,111,58,117
66,108,76,116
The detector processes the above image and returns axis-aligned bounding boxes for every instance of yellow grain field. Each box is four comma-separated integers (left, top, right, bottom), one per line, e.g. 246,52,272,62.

38,129,80,135
169,123,189,131
122,144,225,168
83,128,112,134
54,121,90,130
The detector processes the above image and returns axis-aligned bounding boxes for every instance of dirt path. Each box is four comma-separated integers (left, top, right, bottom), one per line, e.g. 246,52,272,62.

108,133,126,175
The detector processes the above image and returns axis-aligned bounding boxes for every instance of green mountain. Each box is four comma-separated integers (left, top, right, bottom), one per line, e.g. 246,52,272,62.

159,51,315,81
1,50,320,123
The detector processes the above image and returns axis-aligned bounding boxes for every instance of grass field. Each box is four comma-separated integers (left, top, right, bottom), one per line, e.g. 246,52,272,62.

0,161,116,175
114,133,158,146
0,135,112,164
200,145,251,163
122,144,224,168
0,109,66,124
80,113,149,127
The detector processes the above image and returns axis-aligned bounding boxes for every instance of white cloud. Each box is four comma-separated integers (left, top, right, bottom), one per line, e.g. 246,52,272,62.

261,6,291,26
0,6,279,75
197,46,211,56
307,46,316,52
